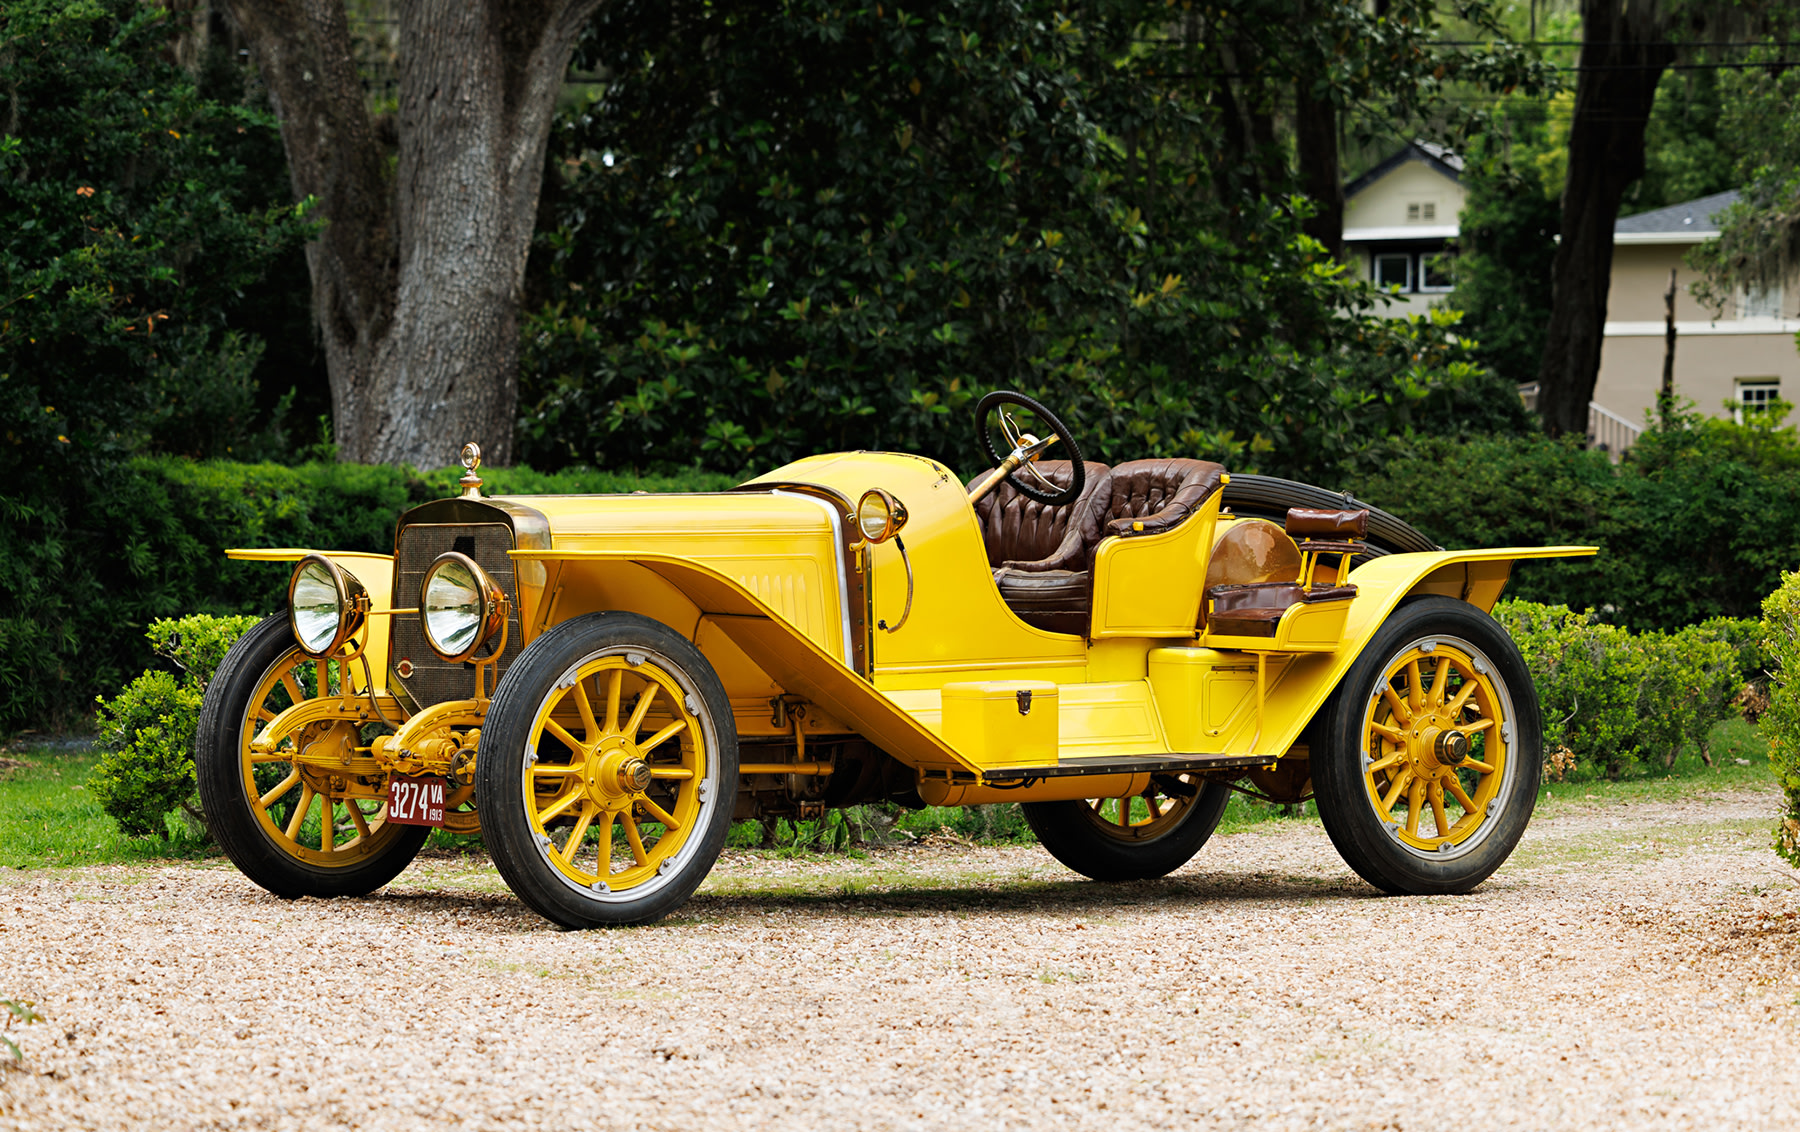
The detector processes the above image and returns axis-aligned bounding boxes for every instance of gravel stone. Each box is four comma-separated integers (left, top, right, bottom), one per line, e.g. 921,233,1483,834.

3,788,1798,1130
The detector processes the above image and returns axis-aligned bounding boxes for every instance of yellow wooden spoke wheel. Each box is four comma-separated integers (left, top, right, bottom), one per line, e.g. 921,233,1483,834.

1313,597,1539,895
196,615,428,898
525,656,706,892
1360,643,1507,854
1023,773,1232,881
477,612,738,928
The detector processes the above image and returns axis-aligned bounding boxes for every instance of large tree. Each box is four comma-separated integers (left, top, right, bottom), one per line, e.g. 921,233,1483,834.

1534,0,1674,437
220,0,603,467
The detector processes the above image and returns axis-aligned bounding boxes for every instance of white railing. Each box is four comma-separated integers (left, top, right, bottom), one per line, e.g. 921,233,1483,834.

1588,401,1643,460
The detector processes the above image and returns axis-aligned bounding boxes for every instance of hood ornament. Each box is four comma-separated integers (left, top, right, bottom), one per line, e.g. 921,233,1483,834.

458,443,484,499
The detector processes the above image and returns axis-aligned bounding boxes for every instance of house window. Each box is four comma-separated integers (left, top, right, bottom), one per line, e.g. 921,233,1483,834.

1738,285,1783,320
1373,253,1412,290
1404,201,1438,223
1418,254,1454,292
1737,379,1780,423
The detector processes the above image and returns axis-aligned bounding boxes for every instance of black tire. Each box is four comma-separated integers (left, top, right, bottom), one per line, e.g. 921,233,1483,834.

974,390,1087,505
196,614,429,898
1022,776,1233,881
1220,473,1438,565
475,612,739,928
1311,596,1541,895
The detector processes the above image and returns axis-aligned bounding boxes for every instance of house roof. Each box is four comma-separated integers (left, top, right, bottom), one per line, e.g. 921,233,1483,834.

1344,141,1464,200
1613,190,1739,243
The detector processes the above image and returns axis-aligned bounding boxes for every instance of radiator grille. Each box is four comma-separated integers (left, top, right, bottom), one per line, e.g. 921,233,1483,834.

389,522,523,710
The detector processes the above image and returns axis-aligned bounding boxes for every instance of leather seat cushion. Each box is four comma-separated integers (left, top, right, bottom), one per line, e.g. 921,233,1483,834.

995,568,1090,610
1207,581,1356,637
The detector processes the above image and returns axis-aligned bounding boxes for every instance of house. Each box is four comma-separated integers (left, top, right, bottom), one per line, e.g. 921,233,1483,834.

1347,149,1799,449
1593,190,1800,443
1342,141,1467,317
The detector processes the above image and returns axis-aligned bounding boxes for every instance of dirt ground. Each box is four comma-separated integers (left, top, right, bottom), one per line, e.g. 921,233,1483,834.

5,789,1800,1131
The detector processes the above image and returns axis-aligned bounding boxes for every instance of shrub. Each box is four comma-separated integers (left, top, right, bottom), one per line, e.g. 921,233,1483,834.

1494,600,1758,780
1763,572,1800,866
89,614,259,839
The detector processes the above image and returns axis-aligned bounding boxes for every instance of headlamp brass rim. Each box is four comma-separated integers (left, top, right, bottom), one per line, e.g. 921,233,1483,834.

419,550,508,664
856,488,909,545
287,553,369,659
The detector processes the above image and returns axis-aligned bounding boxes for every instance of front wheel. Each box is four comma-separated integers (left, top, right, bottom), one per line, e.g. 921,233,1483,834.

1023,774,1233,881
1312,596,1541,895
475,612,739,928
195,614,429,898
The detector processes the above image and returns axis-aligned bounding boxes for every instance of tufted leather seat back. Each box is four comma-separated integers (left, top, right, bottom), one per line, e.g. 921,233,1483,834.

1101,458,1229,539
966,461,1112,572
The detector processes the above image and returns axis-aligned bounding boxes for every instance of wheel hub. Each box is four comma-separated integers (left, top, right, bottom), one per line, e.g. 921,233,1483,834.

582,737,648,811
1434,728,1469,766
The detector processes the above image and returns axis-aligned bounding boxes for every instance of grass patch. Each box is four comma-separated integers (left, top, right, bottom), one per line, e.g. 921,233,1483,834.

0,749,212,869
1536,717,1775,814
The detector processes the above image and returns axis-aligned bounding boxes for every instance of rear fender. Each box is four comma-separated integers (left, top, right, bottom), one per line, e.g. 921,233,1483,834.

1220,546,1597,761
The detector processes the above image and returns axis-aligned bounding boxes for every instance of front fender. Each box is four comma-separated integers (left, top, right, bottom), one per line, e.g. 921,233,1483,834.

225,548,397,692
512,549,984,777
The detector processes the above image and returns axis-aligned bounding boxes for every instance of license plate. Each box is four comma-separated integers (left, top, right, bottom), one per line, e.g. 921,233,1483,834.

386,774,447,827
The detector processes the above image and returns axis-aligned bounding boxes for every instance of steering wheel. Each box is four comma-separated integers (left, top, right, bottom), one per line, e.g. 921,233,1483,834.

973,390,1086,507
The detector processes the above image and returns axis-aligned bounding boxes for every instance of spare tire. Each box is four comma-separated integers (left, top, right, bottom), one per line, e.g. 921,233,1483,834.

1219,473,1440,565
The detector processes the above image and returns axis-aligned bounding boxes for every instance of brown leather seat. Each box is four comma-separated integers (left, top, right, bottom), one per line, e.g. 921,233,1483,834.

1208,582,1357,637
968,461,1112,635
1205,506,1367,638
1101,458,1229,538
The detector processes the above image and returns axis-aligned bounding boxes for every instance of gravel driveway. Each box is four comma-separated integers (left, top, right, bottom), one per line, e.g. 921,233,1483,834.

4,788,1799,1131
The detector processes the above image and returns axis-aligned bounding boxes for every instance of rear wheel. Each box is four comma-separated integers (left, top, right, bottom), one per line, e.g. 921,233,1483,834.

195,614,428,898
1312,596,1540,894
475,612,738,928
1023,775,1232,881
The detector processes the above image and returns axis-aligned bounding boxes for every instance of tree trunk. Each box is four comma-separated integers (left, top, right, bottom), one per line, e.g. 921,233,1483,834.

1535,0,1674,438
220,0,602,468
1294,78,1343,261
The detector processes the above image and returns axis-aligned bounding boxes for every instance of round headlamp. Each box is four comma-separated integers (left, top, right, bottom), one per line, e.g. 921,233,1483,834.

288,554,368,658
856,489,909,544
420,551,507,663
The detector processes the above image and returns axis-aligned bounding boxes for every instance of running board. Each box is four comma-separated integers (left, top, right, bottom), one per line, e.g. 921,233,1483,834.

982,752,1272,783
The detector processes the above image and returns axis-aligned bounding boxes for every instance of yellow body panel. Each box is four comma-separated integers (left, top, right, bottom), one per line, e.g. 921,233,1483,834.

1088,495,1221,638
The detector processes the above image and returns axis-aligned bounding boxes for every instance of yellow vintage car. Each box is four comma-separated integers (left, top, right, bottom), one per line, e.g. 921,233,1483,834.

195,393,1594,927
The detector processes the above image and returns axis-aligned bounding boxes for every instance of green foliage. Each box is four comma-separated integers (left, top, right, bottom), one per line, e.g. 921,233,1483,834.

1687,35,1800,311
1763,572,1800,866
89,669,204,838
0,456,736,733
90,614,258,839
1495,600,1755,780
0,0,311,469
0,749,215,867
522,0,1533,482
1447,134,1561,386
1345,411,1800,630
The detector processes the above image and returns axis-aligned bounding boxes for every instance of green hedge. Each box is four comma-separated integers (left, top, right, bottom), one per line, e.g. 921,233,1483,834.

1343,414,1800,631
0,457,735,733
1766,573,1800,865
1493,601,1759,781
